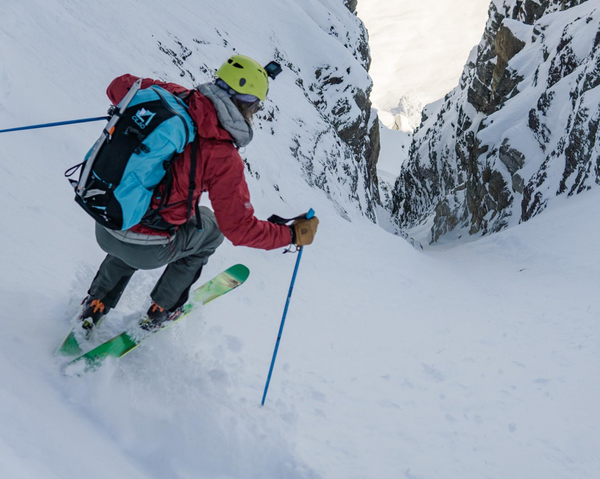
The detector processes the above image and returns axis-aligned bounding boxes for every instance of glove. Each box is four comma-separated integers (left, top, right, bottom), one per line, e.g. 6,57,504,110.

290,216,319,246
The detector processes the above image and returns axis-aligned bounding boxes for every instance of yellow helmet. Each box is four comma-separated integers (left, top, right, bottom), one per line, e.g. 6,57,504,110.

216,55,269,101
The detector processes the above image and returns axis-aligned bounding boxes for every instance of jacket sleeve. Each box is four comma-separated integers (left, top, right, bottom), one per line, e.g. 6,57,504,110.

206,146,292,250
106,74,188,104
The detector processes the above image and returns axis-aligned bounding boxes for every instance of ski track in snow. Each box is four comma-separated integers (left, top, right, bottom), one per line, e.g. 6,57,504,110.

2,175,599,479
1,1,599,479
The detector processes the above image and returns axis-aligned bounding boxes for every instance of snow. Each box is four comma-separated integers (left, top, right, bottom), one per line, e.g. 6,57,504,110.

1,1,600,479
376,119,411,177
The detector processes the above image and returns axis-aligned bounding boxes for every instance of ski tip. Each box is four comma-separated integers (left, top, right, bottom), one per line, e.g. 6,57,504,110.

56,331,83,357
226,264,250,282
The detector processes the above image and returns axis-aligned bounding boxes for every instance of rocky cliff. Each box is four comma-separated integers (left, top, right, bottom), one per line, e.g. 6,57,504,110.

392,0,599,242
291,0,380,220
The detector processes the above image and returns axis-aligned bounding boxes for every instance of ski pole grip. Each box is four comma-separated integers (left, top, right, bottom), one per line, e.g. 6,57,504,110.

268,208,315,225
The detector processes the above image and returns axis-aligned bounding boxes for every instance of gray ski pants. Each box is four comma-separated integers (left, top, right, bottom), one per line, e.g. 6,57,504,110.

89,206,224,312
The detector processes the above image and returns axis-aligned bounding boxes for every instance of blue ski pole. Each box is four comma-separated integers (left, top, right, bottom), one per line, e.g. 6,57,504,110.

0,116,110,134
261,208,315,406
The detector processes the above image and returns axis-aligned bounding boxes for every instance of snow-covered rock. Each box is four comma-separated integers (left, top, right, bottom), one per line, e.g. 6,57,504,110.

269,1,381,220
392,0,599,243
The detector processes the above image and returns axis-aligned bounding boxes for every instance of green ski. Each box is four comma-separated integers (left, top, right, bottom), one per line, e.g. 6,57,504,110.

57,316,106,357
63,264,249,376
57,329,84,357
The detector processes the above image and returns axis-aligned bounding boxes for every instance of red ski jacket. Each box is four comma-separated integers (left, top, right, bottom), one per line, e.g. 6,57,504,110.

106,74,291,250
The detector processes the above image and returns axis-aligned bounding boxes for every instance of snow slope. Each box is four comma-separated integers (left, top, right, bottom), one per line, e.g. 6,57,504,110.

375,123,411,231
1,1,599,479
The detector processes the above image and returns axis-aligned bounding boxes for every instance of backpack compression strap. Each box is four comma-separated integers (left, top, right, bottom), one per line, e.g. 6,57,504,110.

188,136,203,231
180,89,203,231
140,135,202,233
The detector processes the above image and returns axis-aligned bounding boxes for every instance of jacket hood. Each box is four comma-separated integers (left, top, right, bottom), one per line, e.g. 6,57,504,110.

192,83,254,148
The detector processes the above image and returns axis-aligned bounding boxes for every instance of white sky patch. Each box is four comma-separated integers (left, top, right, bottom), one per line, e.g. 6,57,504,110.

357,0,490,120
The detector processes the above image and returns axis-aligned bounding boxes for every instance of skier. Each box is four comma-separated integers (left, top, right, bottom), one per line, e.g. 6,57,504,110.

79,55,319,331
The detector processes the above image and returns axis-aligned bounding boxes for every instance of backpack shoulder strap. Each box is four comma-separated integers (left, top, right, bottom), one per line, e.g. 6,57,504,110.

177,90,193,101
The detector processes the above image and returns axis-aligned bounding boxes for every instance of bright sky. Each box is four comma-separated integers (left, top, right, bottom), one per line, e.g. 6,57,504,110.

357,0,490,114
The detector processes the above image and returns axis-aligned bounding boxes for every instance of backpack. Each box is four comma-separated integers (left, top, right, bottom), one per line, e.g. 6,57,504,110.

66,79,197,231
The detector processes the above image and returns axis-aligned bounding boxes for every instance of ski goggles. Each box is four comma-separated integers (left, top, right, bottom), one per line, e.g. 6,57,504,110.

232,92,260,104
216,79,263,118
232,94,263,118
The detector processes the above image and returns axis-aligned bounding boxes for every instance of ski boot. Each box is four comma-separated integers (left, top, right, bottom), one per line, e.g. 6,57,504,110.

79,296,106,338
140,302,184,331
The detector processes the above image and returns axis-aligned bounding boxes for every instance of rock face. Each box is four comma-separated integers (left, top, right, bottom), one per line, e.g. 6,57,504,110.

292,1,380,220
392,0,599,242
